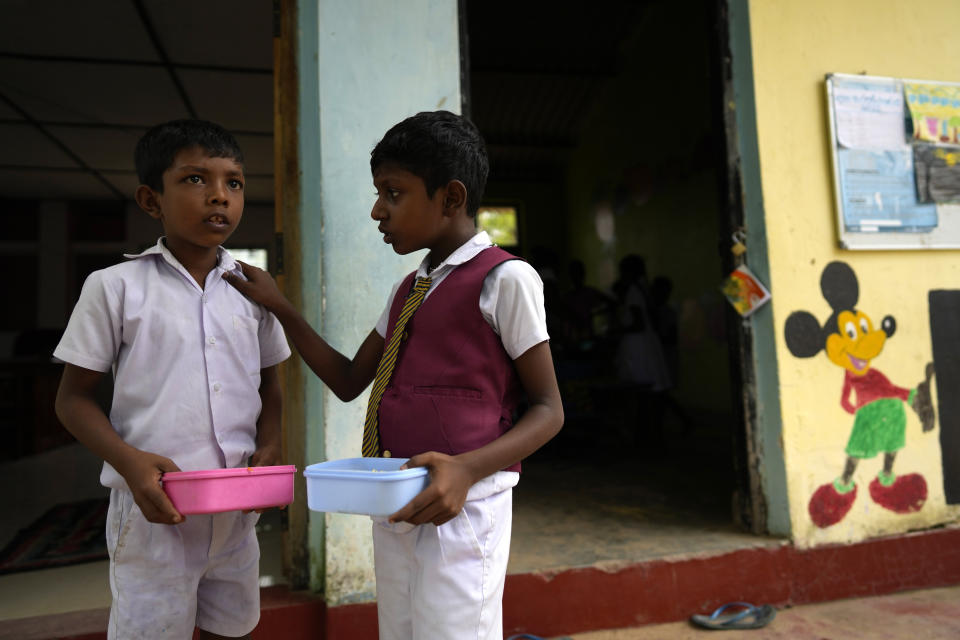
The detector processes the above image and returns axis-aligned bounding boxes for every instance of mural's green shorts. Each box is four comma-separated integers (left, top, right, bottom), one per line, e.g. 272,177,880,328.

845,398,906,459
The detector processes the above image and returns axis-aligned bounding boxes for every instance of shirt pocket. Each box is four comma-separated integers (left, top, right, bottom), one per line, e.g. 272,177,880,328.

232,314,261,374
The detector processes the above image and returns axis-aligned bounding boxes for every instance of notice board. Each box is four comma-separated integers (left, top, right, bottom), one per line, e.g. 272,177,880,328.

825,73,960,249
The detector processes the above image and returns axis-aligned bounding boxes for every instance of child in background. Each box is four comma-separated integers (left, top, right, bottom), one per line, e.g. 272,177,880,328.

225,110,564,639
54,119,291,640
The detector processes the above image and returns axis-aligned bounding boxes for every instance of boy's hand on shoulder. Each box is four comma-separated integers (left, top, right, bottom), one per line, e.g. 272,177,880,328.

388,452,473,527
223,261,291,314
117,449,184,525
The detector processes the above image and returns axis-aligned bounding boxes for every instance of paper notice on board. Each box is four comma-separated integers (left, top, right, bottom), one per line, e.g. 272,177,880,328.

837,148,937,231
833,81,907,150
905,83,960,144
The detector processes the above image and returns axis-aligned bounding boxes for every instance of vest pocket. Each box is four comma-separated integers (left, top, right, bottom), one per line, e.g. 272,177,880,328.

413,385,482,400
380,388,498,457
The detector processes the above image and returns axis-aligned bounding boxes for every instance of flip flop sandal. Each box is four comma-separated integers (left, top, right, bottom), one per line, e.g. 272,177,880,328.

690,601,776,630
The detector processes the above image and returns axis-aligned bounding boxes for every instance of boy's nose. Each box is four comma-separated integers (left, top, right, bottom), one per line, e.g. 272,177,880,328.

209,183,230,205
370,203,385,220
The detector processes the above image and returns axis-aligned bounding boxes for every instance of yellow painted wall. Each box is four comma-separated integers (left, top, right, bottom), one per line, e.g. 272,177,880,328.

749,0,960,546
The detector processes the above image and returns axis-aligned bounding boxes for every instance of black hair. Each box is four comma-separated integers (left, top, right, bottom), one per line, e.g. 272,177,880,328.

135,119,244,192
568,259,587,283
651,276,673,304
613,254,647,300
370,110,489,216
618,254,647,280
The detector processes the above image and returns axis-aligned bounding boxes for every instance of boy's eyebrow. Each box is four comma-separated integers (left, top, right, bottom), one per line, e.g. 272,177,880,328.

175,164,244,176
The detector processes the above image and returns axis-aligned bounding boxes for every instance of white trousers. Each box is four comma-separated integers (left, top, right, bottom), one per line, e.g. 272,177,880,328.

106,488,261,639
372,471,519,640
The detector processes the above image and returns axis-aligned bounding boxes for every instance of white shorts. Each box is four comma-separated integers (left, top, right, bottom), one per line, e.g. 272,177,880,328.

106,488,261,639
372,471,519,640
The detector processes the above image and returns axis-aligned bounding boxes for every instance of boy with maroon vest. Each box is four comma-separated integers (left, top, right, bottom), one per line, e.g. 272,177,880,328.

225,110,563,639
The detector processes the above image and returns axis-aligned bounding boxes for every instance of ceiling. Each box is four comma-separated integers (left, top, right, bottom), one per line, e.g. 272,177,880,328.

465,0,644,182
0,0,642,203
0,0,274,203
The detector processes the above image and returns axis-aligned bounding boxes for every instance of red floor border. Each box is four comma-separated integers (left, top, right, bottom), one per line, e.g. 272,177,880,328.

501,525,960,637
15,525,960,639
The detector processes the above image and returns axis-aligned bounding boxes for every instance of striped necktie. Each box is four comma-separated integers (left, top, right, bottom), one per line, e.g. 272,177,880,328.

362,276,433,457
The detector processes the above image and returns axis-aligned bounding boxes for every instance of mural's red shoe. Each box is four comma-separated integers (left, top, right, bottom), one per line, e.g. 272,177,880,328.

808,480,857,528
869,472,927,513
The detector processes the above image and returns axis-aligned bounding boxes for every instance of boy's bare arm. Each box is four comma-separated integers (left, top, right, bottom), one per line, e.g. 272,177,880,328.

224,262,382,400
390,341,564,526
251,364,282,467
55,363,183,524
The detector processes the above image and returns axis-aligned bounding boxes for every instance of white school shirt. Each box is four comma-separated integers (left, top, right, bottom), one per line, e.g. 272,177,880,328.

375,231,550,359
54,239,291,491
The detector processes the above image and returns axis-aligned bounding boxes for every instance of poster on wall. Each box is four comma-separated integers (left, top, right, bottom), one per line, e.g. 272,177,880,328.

826,73,960,249
833,79,907,150
904,83,960,144
837,148,937,231
721,265,771,318
913,145,960,203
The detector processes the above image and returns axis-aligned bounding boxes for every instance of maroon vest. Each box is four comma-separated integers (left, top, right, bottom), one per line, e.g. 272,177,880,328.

378,247,523,472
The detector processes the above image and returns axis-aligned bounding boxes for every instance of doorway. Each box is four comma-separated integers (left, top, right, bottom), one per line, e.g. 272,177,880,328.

462,0,759,573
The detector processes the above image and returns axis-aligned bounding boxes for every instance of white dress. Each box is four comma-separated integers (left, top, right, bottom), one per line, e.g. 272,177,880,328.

614,283,672,391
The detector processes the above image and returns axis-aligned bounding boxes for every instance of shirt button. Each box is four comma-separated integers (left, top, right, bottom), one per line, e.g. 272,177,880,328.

208,337,216,345
382,450,392,458
213,383,221,392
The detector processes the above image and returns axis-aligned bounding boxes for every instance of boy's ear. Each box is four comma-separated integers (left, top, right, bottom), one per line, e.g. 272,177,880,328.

442,180,468,215
135,184,162,219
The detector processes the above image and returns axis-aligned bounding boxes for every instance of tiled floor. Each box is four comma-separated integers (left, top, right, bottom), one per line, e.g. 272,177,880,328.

508,427,774,573
562,584,960,639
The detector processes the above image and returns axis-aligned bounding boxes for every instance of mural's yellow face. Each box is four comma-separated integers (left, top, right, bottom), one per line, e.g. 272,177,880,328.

826,310,886,375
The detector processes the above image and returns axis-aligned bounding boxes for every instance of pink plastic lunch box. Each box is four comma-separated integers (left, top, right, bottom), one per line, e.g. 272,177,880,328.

162,465,296,515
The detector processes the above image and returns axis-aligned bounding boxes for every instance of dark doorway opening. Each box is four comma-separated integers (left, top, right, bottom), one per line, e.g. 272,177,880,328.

463,0,757,572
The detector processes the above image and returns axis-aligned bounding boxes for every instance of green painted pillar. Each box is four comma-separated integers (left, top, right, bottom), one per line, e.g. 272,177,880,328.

295,0,462,604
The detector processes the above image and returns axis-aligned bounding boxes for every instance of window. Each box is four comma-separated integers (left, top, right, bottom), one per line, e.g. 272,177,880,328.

1,199,40,241
0,255,37,331
69,200,126,242
226,247,269,271
476,204,519,248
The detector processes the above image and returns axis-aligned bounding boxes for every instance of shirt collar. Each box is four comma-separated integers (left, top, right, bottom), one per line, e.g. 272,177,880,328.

416,230,494,278
124,238,240,277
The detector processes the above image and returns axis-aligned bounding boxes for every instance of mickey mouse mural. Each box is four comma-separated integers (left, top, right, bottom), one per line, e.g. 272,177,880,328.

784,261,936,528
